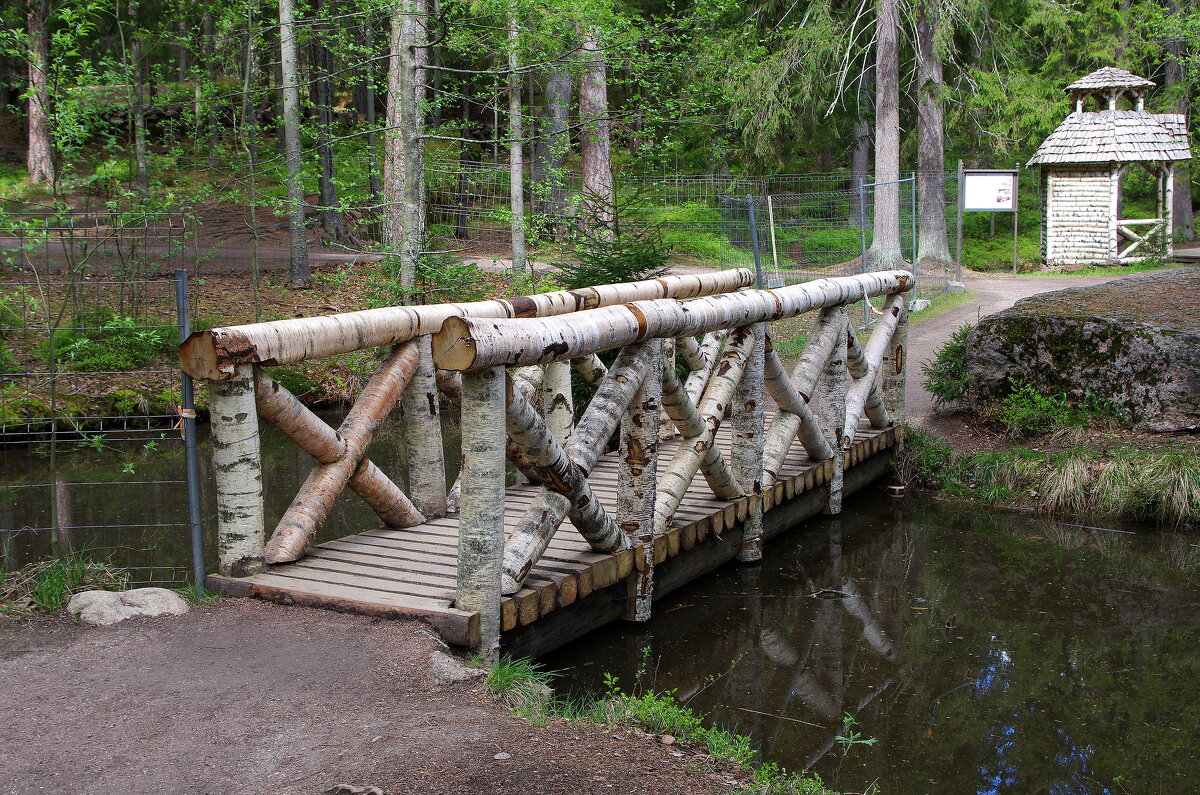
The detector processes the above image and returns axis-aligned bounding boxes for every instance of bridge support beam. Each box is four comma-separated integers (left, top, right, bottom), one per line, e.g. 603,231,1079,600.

620,338,661,621
735,322,766,563
210,364,266,577
456,366,507,661
819,307,849,515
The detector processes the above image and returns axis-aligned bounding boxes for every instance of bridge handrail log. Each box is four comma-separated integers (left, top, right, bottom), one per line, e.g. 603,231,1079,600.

190,269,755,578
436,270,912,655
180,270,754,381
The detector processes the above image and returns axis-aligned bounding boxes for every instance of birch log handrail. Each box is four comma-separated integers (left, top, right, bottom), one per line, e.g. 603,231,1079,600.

193,269,755,578
437,270,912,655
180,270,754,381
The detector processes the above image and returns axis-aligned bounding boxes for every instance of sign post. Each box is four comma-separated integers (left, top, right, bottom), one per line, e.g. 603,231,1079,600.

957,165,1021,281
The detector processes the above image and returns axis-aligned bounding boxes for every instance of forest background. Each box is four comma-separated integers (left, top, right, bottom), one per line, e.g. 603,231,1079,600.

2,0,1199,296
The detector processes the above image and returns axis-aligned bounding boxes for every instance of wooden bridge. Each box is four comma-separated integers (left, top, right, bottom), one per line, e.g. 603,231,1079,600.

182,269,911,657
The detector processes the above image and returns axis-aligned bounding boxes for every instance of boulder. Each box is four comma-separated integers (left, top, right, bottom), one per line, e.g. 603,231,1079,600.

66,588,191,627
965,268,1200,432
427,650,486,685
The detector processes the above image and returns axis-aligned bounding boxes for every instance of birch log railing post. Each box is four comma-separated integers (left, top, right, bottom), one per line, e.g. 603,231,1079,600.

457,366,506,660
619,338,660,621
819,307,849,515
733,322,766,563
401,336,447,518
210,364,265,577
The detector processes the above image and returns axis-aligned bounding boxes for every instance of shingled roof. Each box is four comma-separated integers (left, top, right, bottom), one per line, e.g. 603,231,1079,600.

1066,66,1155,92
1027,110,1191,165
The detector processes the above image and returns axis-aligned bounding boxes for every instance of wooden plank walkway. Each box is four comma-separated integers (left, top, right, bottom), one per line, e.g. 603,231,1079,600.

209,420,899,651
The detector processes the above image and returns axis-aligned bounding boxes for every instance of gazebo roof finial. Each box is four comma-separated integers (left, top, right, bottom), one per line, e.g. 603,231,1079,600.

1065,66,1155,93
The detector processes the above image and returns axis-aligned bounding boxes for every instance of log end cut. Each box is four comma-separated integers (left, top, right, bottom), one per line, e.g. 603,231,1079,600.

431,316,480,371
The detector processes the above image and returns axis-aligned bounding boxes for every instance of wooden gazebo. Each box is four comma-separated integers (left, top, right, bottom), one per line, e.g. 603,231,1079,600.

1028,66,1191,267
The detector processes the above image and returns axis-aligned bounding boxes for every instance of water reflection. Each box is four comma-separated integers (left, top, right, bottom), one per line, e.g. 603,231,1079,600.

547,497,1200,793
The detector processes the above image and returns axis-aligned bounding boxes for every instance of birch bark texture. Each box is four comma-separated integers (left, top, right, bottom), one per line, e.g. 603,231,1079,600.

733,323,766,562
579,26,614,232
383,0,429,288
620,339,661,622
818,307,848,514
182,270,753,381
401,336,448,517
279,0,311,286
210,365,265,577
456,367,507,659
507,9,526,272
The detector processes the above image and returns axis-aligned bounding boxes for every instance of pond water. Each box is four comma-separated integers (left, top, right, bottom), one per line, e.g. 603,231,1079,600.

546,496,1200,793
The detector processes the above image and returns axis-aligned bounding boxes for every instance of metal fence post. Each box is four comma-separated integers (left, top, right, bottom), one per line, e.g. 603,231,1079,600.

746,195,764,289
909,172,918,266
175,269,206,595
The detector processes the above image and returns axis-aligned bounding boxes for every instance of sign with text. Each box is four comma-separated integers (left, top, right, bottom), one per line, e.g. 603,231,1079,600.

962,170,1018,212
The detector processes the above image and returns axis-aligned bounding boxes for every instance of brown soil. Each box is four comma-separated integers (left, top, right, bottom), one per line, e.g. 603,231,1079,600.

0,600,749,795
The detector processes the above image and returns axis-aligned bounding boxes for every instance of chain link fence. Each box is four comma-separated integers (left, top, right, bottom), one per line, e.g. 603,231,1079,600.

1,212,203,588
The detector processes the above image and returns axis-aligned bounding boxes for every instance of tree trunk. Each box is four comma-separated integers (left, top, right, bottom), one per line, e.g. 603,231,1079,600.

1164,7,1195,241
578,26,613,233
201,12,220,167
280,0,311,286
532,69,572,237
383,0,429,289
177,19,190,83
25,0,54,186
313,0,349,243
507,8,527,272
130,8,150,196
362,17,382,206
865,0,903,271
848,65,873,226
914,1,951,271
210,365,266,577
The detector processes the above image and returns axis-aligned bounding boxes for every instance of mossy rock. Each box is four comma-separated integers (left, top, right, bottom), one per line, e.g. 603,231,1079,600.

965,267,1200,432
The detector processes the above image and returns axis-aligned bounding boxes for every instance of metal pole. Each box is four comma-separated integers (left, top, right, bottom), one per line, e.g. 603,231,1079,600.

746,194,764,289
766,194,780,275
175,269,206,596
859,181,870,326
954,159,965,292
1012,166,1020,276
909,172,917,266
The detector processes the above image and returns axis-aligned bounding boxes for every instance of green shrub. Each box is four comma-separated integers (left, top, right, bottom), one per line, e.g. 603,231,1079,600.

39,308,173,372
271,366,318,398
0,340,17,375
920,322,973,410
0,289,39,331
987,378,1119,437
797,227,863,262
554,187,671,288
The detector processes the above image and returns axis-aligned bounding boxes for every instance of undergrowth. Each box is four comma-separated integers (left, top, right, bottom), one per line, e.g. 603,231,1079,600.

894,426,1200,526
481,653,837,795
920,322,972,410
0,555,129,613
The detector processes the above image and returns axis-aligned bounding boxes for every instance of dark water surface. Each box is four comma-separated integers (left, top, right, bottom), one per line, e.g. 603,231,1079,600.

0,411,463,575
546,497,1200,794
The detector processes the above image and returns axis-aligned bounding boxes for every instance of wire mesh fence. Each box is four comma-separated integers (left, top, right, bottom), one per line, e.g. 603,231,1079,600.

1,245,200,587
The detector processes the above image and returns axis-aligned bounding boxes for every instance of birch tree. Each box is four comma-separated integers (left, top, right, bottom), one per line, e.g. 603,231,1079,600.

279,0,311,286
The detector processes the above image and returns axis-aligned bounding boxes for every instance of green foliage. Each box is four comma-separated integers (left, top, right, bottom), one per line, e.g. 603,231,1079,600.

0,340,17,375
484,654,557,722
988,378,1120,437
771,333,808,359
0,556,129,614
174,583,225,607
920,323,973,410
554,188,671,289
271,366,318,399
833,712,878,754
107,389,141,416
39,308,173,373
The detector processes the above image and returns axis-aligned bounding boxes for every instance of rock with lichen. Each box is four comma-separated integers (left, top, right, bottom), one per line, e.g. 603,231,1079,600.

965,268,1200,432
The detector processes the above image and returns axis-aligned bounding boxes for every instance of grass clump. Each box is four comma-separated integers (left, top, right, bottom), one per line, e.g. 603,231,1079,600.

984,378,1122,437
920,322,973,410
39,308,173,372
481,653,835,795
894,426,1200,526
0,555,129,614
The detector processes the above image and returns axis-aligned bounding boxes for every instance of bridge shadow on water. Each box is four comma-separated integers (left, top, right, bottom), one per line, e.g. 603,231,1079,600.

546,492,1200,794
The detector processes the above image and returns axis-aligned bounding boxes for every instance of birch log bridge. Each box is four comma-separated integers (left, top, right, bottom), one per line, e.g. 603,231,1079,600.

190,269,912,657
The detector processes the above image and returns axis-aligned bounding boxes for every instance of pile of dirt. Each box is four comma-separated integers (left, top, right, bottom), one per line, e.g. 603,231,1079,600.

0,599,749,795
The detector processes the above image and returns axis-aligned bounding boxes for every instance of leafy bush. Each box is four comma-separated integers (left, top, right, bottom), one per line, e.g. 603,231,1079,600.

797,227,863,262
920,322,973,410
987,378,1119,437
0,289,40,331
39,308,174,372
0,340,17,375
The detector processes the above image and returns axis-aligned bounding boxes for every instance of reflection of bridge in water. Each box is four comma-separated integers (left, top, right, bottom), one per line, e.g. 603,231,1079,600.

186,268,912,657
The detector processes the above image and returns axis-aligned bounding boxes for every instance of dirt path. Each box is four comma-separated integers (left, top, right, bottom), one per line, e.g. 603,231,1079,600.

904,271,1129,431
0,601,746,795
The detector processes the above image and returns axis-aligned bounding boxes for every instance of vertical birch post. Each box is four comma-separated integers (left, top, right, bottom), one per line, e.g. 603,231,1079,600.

818,308,848,515
619,339,660,621
733,323,766,562
882,296,908,436
402,336,447,517
541,360,574,445
210,365,265,576
457,366,506,660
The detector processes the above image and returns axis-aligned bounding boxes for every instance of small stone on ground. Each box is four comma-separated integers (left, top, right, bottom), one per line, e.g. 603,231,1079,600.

66,588,190,626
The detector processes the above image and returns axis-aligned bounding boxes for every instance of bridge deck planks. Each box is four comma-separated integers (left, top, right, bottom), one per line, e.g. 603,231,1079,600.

208,417,898,650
